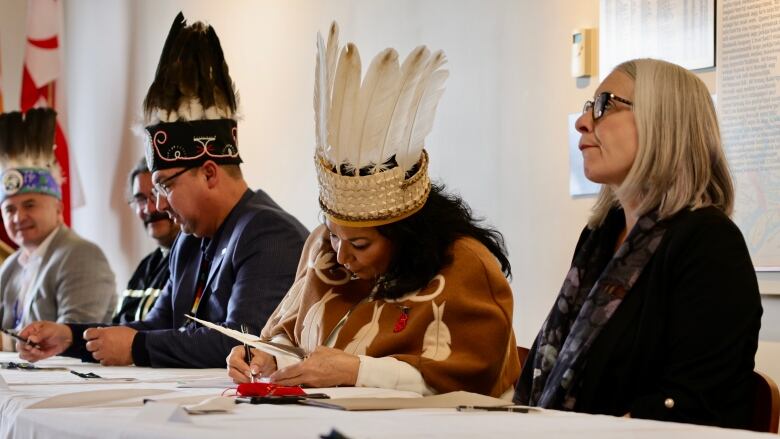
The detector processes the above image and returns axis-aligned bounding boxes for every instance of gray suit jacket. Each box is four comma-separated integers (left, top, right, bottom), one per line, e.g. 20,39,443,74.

0,226,117,328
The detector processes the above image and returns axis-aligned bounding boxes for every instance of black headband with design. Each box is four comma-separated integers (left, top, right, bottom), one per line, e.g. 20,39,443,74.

144,119,241,171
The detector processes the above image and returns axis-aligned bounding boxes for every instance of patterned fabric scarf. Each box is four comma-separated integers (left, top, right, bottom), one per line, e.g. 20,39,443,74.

523,209,667,409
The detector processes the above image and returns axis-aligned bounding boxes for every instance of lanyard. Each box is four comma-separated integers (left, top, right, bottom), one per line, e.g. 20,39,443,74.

12,300,22,329
12,266,39,330
190,253,211,316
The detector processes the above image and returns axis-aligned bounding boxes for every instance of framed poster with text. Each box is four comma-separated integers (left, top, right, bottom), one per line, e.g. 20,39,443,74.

718,0,780,271
600,0,716,80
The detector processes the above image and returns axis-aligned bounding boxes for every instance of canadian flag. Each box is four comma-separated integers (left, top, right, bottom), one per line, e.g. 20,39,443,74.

20,0,83,225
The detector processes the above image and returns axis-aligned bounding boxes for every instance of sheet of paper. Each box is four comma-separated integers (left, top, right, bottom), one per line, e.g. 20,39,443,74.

183,396,236,414
176,378,236,389
303,390,510,411
0,370,137,386
102,392,228,409
135,401,191,423
27,388,174,409
184,315,305,359
317,387,422,399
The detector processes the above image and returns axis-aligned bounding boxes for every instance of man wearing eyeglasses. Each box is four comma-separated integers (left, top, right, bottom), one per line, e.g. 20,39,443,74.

112,158,179,324
15,13,309,368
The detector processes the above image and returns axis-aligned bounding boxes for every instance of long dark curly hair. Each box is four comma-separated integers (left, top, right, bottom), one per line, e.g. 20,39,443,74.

374,184,511,299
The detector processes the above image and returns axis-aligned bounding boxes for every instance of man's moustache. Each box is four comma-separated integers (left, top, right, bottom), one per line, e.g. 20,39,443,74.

143,212,170,226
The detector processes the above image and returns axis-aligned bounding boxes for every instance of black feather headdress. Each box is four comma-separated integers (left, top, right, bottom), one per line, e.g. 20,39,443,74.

0,108,62,201
143,12,242,172
144,12,238,124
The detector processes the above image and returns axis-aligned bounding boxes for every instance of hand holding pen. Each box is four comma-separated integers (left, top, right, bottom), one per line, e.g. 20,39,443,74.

14,322,74,362
226,333,278,384
240,324,256,383
1,328,42,350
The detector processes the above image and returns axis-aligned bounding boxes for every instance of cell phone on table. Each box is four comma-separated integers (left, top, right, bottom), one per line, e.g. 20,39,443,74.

236,393,331,405
0,328,41,349
0,361,67,371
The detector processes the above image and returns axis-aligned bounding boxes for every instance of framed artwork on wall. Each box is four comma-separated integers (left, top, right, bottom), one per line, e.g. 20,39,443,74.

599,0,716,80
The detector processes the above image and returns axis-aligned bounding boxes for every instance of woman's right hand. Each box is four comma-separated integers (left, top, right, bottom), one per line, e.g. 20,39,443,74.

226,345,277,383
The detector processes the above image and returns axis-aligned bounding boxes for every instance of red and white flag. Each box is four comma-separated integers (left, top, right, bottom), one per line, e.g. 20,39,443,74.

21,0,83,225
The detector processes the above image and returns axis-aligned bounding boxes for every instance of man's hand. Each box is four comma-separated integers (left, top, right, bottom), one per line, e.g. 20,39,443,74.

270,347,359,388
83,326,137,366
226,345,277,383
17,321,73,362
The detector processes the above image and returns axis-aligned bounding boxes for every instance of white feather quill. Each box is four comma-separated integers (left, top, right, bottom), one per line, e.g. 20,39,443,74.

314,32,328,157
399,52,448,172
328,43,361,174
318,23,448,176
325,23,339,97
351,48,401,172
315,23,340,160
379,46,431,170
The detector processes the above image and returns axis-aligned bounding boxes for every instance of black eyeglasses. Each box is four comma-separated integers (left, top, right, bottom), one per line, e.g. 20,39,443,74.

582,92,633,121
151,167,192,198
128,194,152,209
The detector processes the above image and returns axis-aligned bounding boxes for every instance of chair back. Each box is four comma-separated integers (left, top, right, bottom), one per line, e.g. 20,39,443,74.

752,370,779,433
517,346,530,370
512,349,778,431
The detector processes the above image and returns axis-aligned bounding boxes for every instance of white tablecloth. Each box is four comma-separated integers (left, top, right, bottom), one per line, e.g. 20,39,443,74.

0,353,774,439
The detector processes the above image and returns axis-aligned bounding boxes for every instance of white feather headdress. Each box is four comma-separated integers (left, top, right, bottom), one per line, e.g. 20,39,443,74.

314,22,449,227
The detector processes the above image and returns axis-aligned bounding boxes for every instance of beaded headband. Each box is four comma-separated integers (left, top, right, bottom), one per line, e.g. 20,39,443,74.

0,109,62,202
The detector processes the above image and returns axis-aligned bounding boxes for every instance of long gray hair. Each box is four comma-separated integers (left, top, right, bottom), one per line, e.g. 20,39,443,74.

588,58,733,228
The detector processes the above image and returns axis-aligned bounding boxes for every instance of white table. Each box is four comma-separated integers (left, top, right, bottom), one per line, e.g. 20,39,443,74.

0,353,774,439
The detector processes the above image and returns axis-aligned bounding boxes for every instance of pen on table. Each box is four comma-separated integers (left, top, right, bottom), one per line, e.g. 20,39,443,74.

456,405,531,413
240,324,255,383
70,370,102,379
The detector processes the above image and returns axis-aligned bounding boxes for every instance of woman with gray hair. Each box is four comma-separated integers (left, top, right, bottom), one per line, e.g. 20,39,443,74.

514,58,762,429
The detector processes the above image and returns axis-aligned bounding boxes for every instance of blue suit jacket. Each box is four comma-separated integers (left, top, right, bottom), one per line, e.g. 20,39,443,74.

68,189,307,368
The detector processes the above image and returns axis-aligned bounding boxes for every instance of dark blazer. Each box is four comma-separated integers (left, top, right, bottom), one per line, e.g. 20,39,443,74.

67,189,308,368
516,206,762,429
112,247,171,324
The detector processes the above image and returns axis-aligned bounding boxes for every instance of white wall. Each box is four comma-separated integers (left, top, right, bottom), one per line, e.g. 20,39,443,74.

1,0,779,380
45,0,604,347
0,0,26,112
101,0,603,347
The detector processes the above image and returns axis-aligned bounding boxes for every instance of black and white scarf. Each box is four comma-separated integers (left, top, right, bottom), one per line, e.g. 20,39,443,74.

518,209,667,409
